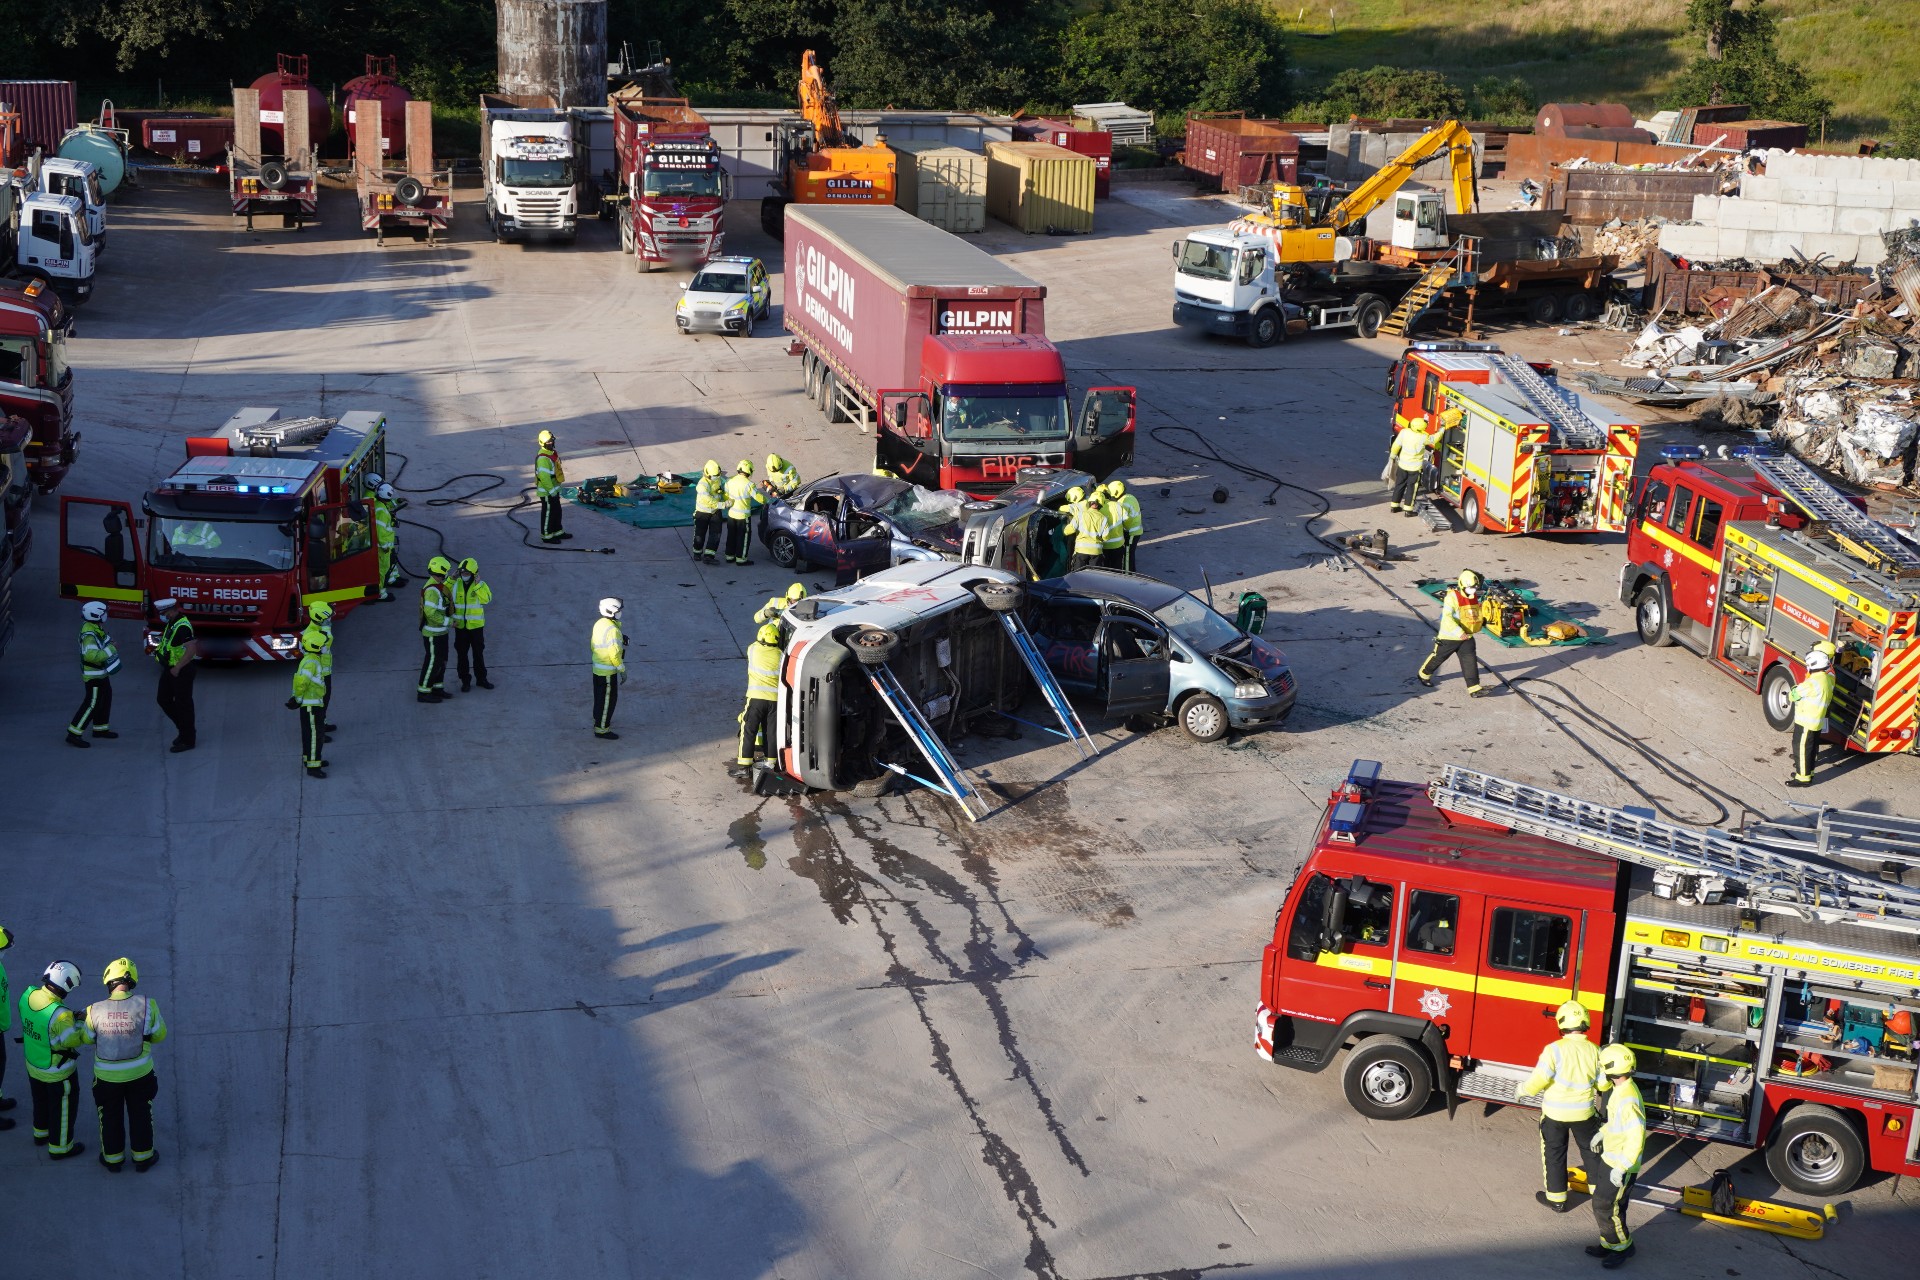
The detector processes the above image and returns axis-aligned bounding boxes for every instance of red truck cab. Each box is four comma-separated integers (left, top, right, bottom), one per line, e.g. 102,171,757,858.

0,277,78,492
610,94,728,267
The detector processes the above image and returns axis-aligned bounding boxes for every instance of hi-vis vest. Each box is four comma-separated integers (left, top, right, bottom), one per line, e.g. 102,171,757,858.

451,578,492,629
695,472,727,515
1597,1076,1646,1173
536,447,564,496
1436,589,1482,641
80,621,120,679
20,989,81,1081
85,993,166,1082
1064,501,1110,555
155,616,194,667
420,581,450,636
1790,669,1835,731
1391,424,1433,472
724,474,761,521
746,641,781,701
1115,492,1143,538
591,617,624,677
1520,1032,1600,1121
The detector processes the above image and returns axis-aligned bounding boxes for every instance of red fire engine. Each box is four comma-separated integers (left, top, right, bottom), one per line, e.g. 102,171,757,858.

58,407,387,659
1620,446,1920,757
0,276,79,492
1256,760,1920,1195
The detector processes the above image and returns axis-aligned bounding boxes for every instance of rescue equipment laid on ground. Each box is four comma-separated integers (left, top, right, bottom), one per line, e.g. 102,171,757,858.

1564,1166,1835,1240
561,472,699,529
1413,579,1607,646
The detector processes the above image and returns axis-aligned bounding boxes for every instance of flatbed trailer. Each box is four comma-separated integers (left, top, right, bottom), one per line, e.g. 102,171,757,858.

353,99,451,245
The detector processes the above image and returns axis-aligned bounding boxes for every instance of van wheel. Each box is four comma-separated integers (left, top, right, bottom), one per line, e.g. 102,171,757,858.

849,627,899,666
769,532,805,570
1460,487,1486,532
1634,585,1674,648
1354,295,1387,339
1760,664,1797,732
1561,292,1596,323
1248,309,1281,348
1527,294,1561,325
1178,692,1229,742
1767,1105,1866,1195
1342,1035,1432,1120
972,581,1025,613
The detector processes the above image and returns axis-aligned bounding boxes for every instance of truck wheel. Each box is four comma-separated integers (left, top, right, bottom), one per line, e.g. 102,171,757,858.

1766,1105,1867,1195
1354,295,1387,339
971,581,1025,613
1633,585,1675,649
769,532,805,570
1561,292,1596,323
619,217,634,255
1760,664,1797,732
822,373,846,424
1527,294,1561,325
801,351,817,397
1342,1035,1432,1121
849,627,899,666
1178,692,1229,742
1460,487,1487,532
1248,309,1281,348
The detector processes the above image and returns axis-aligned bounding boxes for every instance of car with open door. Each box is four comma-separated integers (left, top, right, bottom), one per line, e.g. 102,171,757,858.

760,473,969,573
1026,568,1296,740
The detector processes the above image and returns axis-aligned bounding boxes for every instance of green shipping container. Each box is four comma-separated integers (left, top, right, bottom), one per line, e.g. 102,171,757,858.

894,142,987,234
985,140,1095,235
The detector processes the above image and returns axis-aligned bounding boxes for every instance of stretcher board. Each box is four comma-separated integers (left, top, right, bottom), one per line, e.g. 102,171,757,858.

1566,1167,1833,1239
1414,579,1612,647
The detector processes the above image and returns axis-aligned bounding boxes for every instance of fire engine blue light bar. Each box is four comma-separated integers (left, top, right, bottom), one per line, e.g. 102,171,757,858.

1327,800,1367,836
1660,445,1706,461
1347,759,1382,791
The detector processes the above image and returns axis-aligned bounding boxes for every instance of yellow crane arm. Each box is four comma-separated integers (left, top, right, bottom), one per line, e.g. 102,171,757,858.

1321,119,1478,231
798,49,844,149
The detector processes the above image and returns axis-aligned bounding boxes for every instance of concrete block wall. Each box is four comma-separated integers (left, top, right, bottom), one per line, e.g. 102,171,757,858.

1660,151,1920,266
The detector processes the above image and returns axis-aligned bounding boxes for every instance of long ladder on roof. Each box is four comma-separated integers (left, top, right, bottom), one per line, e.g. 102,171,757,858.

1744,451,1920,578
997,611,1097,760
1427,765,1920,934
866,664,989,822
1488,354,1609,449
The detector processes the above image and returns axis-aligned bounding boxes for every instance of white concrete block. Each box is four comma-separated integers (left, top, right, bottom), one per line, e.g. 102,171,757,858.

1808,155,1864,181
1855,236,1887,266
1767,151,1804,178
1739,174,1782,201
1658,224,1720,259
1733,200,1781,231
1835,206,1892,236
1780,204,1836,234
1741,231,1781,260
1837,179,1894,209
1799,232,1864,263
1780,177,1838,205
1862,155,1911,180
1715,228,1750,259
1690,193,1722,222
1892,181,1920,212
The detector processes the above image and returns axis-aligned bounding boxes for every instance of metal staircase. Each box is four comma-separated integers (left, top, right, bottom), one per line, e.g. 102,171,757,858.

866,665,989,822
1487,355,1608,449
1745,451,1920,578
1378,256,1457,337
997,611,1097,760
1428,765,1920,934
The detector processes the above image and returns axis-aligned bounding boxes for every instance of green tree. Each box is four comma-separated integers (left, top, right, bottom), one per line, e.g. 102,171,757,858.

1469,75,1535,125
27,0,263,71
830,1,1060,110
1057,0,1290,118
1303,66,1465,122
1888,88,1920,160
1665,0,1831,126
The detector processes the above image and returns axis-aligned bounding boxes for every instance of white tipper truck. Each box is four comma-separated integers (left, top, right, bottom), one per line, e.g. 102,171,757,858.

478,93,579,243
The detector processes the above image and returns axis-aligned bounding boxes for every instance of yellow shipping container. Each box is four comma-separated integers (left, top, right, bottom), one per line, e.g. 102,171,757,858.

893,142,987,234
985,141,1095,235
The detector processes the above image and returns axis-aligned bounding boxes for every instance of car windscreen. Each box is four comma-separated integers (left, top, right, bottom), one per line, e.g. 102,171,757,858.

689,270,748,294
149,517,295,571
1153,592,1245,652
877,486,967,535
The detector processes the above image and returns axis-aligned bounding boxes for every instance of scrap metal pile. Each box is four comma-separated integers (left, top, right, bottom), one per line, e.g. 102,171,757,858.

1581,229,1920,491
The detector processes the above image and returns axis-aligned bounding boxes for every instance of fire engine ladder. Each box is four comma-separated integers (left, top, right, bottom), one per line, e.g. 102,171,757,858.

1378,254,1459,338
1487,355,1608,450
238,416,337,450
1429,765,1920,934
865,664,990,822
1745,451,1920,578
997,611,1097,760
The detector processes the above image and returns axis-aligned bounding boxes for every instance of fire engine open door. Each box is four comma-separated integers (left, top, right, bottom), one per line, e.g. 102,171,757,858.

302,499,381,609
59,495,145,617
1073,387,1136,480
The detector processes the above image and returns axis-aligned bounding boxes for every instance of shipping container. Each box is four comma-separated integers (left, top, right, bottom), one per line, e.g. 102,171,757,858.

1690,119,1809,151
700,109,1014,200
894,142,987,233
1071,102,1152,147
985,141,1095,235
785,204,1047,399
0,81,77,162
140,117,237,164
1182,114,1298,191
1034,119,1112,198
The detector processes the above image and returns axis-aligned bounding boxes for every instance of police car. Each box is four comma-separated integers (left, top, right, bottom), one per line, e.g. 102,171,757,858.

674,255,772,336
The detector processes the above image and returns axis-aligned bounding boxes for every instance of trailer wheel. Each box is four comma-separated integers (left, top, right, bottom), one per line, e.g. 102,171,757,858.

801,351,818,397
1767,1105,1867,1195
1760,664,1797,732
259,160,290,192
1526,294,1561,325
1561,292,1596,323
1460,488,1488,532
1354,295,1388,339
768,531,806,570
849,627,899,666
1342,1035,1432,1121
820,371,844,422
1633,584,1675,649
1248,308,1281,348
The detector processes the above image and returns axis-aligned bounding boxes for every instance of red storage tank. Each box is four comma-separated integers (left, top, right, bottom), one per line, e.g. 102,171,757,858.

1534,103,1636,137
342,55,411,158
250,53,331,155
1035,119,1113,198
141,117,237,164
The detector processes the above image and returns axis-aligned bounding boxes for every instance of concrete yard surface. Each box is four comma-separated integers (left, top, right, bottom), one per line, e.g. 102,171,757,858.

0,183,1913,1279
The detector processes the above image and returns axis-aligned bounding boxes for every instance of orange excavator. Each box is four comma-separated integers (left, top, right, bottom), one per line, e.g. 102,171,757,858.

760,49,896,237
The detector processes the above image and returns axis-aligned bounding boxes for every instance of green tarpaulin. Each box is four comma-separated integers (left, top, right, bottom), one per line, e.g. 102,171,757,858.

561,473,700,531
1413,579,1611,647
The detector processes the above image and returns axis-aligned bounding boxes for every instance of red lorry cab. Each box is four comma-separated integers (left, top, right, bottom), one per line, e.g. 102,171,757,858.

610,93,728,266
59,408,387,660
0,277,78,492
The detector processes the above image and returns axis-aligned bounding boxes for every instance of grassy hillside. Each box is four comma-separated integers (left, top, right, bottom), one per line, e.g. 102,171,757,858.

1283,0,1910,140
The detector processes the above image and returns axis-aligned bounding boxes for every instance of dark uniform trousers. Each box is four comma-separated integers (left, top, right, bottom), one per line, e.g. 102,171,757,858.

72,677,113,732
1070,552,1102,571
1792,724,1819,780
724,517,750,562
1390,467,1424,510
94,1072,159,1164
593,674,619,732
419,634,449,694
1593,1166,1635,1249
738,696,776,764
540,493,564,540
30,1075,79,1149
692,511,722,558
1419,636,1480,687
156,662,197,744
300,706,325,767
1538,1113,1599,1200
454,627,487,682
